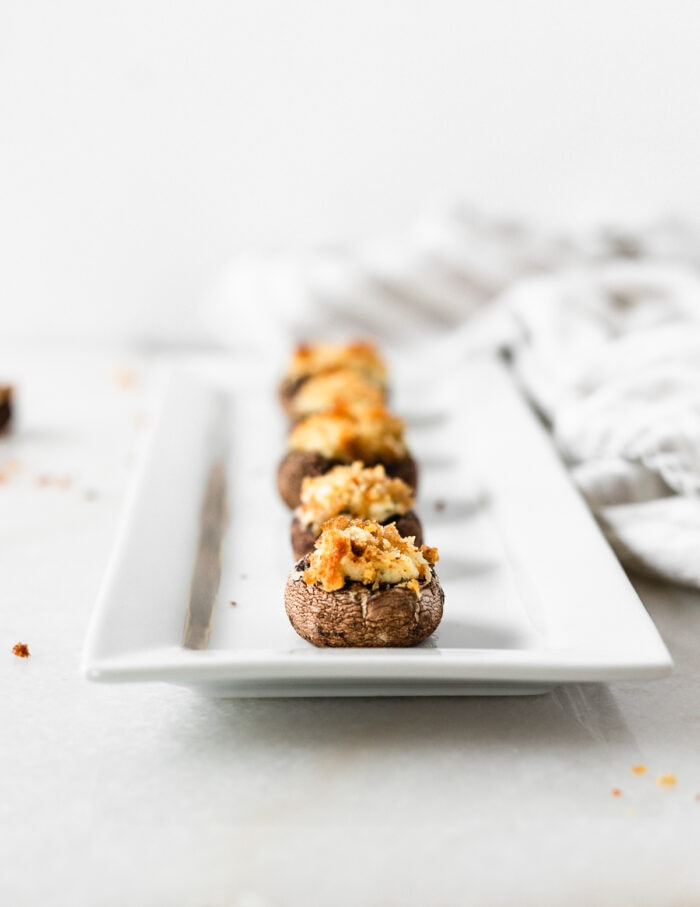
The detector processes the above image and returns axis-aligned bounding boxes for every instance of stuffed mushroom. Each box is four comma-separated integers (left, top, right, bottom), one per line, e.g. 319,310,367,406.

286,368,386,423
285,517,443,647
278,340,387,415
0,385,13,434
291,461,422,559
277,405,418,509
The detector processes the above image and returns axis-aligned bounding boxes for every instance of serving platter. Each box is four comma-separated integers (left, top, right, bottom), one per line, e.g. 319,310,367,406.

81,351,672,696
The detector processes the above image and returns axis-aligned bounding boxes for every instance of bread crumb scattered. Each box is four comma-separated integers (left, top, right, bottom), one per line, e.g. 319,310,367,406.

434,499,446,512
656,773,677,787
12,642,30,658
115,368,138,389
229,600,238,607
0,460,22,484
36,475,72,489
611,788,622,798
631,764,647,775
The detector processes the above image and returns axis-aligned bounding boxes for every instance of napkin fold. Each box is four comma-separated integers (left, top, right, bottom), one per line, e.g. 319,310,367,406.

205,207,700,589
505,264,700,589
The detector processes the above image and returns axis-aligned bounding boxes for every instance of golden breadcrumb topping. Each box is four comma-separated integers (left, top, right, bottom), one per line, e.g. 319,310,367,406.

287,406,408,462
284,341,387,385
290,369,385,420
296,462,414,532
302,517,438,594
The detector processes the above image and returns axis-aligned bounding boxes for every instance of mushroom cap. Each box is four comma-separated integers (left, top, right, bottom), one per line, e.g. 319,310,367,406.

284,566,444,647
0,385,13,434
277,451,340,509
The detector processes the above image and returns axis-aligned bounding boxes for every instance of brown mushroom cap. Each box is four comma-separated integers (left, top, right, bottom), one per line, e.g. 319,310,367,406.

277,451,341,509
290,509,423,560
285,566,444,647
0,385,13,434
277,451,419,510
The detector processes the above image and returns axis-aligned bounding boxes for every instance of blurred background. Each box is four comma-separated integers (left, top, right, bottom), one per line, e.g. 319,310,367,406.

2,0,700,347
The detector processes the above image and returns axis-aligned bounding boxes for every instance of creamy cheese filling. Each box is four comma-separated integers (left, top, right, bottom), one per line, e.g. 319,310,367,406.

284,341,387,385
296,462,414,532
302,517,438,595
290,369,385,419
287,407,408,462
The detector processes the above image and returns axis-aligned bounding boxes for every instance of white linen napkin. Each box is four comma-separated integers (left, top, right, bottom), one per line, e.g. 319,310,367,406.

203,208,700,589
505,264,700,589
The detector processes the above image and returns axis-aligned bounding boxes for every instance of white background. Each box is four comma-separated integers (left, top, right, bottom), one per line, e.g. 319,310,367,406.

2,0,700,344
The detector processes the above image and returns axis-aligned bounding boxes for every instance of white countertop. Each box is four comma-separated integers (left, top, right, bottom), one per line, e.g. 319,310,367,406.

2,349,699,907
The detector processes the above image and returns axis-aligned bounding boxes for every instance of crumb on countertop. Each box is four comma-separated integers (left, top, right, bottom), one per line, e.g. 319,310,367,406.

12,642,30,658
229,600,238,607
114,368,138,389
0,460,22,484
656,773,677,787
631,764,647,775
611,788,622,798
434,499,446,512
36,475,72,490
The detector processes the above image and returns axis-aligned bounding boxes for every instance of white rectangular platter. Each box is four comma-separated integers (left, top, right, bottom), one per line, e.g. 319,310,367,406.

82,352,672,696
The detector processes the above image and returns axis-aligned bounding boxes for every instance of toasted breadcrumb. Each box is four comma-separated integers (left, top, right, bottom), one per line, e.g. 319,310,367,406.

288,406,408,462
631,764,647,775
12,642,30,658
290,370,385,420
297,462,414,532
656,774,677,787
285,341,386,385
303,517,438,595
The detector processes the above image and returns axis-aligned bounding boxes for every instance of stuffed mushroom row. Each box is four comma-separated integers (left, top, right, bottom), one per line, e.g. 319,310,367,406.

276,340,418,511
276,340,444,648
